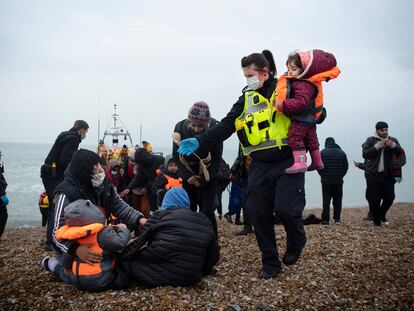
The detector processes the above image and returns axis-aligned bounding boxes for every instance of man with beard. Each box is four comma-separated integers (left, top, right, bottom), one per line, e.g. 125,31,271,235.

362,121,402,227
172,102,223,237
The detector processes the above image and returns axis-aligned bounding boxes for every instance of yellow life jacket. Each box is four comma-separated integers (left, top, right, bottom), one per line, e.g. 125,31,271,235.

56,223,105,276
235,89,291,156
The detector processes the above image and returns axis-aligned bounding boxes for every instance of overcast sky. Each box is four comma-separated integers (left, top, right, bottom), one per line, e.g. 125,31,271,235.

0,0,413,158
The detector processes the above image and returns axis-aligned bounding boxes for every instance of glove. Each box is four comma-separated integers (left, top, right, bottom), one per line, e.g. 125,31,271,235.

177,138,199,156
1,195,9,205
395,177,402,183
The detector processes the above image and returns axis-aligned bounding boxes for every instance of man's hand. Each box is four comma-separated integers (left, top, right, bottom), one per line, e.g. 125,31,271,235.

353,161,360,167
187,176,198,185
139,218,147,226
385,140,396,148
375,141,385,149
112,223,127,231
120,189,130,198
75,244,101,264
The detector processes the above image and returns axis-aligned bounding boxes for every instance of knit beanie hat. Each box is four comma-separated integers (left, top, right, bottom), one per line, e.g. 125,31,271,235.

188,101,211,128
375,121,388,130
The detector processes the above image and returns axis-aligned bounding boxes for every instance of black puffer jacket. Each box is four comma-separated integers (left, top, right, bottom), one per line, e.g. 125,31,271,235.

118,207,219,287
318,140,348,184
362,136,401,176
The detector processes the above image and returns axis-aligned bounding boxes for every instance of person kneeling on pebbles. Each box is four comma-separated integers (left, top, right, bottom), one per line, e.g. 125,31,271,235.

42,199,131,291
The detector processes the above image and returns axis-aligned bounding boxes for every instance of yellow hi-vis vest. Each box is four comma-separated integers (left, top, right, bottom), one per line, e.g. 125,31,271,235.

235,89,291,156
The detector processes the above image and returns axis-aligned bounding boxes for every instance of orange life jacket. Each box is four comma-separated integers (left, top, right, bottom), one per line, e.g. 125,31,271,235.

56,223,106,276
276,67,340,123
156,169,183,189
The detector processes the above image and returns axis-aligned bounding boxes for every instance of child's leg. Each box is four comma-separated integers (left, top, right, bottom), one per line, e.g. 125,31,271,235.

305,125,324,171
286,122,308,174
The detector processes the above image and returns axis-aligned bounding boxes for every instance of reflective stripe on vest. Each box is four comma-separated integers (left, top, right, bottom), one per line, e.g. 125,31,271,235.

56,223,105,276
235,89,290,156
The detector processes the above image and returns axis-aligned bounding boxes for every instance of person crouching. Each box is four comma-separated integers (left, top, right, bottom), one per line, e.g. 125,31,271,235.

41,199,131,292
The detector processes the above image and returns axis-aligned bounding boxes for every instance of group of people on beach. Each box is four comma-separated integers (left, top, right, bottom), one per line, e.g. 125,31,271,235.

29,48,405,292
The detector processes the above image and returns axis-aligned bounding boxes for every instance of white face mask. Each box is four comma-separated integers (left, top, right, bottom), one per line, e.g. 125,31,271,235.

91,171,105,187
80,132,86,140
246,75,262,90
111,170,119,175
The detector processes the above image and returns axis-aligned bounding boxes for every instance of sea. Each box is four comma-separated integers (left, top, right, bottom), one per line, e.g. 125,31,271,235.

1,142,413,228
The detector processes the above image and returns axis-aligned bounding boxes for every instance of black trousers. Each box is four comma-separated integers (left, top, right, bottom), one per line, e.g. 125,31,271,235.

240,179,252,229
321,183,343,222
183,179,218,237
245,158,306,273
0,201,8,239
41,166,63,246
366,173,395,225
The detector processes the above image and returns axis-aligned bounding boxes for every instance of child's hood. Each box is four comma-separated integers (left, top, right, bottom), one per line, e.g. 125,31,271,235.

297,49,337,79
64,199,106,226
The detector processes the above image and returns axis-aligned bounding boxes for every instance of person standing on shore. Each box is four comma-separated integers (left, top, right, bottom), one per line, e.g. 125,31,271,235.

40,120,89,251
0,151,9,240
172,102,223,237
177,50,307,279
317,137,348,225
362,121,402,227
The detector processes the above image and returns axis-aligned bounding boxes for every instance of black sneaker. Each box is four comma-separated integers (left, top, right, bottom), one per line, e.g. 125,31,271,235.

234,220,244,225
283,247,304,265
381,218,389,225
260,268,280,280
224,213,233,224
364,213,374,221
334,220,341,225
235,227,254,236
322,220,329,225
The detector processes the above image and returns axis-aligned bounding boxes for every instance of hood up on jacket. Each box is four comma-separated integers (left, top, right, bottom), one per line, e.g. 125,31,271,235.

297,49,337,79
325,137,341,149
64,199,106,226
161,188,190,210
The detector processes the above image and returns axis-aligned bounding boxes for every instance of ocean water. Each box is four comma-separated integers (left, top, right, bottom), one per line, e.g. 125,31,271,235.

0,142,413,227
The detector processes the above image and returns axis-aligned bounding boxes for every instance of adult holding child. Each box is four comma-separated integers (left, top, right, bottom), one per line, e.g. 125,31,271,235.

177,50,307,279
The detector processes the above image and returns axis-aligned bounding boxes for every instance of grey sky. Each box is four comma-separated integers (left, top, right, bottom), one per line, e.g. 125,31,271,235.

0,0,413,157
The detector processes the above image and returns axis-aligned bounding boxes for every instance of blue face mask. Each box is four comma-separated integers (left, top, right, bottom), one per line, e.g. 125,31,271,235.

80,132,86,140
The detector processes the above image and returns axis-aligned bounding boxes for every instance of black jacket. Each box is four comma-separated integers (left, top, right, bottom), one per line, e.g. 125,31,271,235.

53,170,143,256
318,142,348,184
196,77,292,163
118,207,219,287
362,136,401,176
127,150,164,190
173,119,223,185
44,128,81,177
